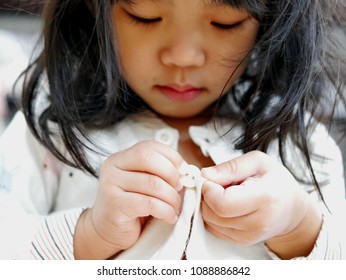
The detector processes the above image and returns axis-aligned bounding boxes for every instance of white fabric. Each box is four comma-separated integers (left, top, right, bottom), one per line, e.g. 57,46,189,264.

0,110,345,259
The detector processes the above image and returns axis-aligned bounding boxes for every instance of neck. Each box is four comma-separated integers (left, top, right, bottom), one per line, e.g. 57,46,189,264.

159,107,215,135
158,112,215,168
161,115,210,140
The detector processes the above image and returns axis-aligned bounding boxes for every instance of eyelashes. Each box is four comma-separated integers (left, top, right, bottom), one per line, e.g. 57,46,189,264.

210,21,244,30
126,12,244,31
126,12,162,25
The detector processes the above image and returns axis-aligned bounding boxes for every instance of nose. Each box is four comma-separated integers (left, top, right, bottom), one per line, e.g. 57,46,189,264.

160,28,206,68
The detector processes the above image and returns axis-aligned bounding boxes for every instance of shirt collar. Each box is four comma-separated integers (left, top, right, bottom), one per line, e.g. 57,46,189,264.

88,110,244,172
127,111,244,164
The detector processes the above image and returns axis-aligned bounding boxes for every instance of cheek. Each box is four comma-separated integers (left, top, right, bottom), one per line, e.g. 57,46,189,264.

117,42,143,79
116,35,154,78
213,24,259,87
207,49,249,95
118,47,156,92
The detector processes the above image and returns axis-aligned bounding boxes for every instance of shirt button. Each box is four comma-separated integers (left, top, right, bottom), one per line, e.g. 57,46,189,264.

155,128,175,146
179,163,201,189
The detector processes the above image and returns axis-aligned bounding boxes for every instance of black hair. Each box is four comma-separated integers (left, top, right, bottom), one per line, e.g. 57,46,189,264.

216,0,346,197
20,0,346,199
22,0,146,176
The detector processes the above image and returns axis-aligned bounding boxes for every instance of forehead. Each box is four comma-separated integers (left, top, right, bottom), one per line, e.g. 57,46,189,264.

116,0,265,16
117,0,246,6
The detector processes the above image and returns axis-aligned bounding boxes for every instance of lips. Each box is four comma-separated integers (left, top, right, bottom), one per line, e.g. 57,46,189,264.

156,84,204,101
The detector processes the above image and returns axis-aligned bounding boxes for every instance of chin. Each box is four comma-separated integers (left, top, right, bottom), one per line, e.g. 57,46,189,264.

150,103,212,119
158,110,206,119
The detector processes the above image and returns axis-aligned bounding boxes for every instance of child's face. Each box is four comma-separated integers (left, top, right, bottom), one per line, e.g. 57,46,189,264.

112,0,259,118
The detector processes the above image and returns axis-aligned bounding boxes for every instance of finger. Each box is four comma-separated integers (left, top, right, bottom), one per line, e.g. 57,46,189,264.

202,200,268,232
204,222,261,245
204,223,238,243
201,151,276,186
115,191,179,224
105,141,185,191
114,170,182,214
202,179,262,217
202,200,253,230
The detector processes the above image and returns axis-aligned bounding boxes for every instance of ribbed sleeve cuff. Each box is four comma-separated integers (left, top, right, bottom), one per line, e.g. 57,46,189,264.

30,208,85,260
267,215,343,260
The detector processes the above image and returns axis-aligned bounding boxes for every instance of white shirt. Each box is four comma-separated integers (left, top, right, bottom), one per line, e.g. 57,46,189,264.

0,110,345,259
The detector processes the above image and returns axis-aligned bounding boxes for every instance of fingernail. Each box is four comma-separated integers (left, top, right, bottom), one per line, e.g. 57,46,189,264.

201,167,218,179
178,162,189,175
177,180,184,192
202,179,215,189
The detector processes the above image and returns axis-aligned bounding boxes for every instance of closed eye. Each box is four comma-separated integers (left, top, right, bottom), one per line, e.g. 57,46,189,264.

127,12,162,25
211,21,243,30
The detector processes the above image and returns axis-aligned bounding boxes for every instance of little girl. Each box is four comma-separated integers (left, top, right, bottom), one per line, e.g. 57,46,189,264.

1,0,346,260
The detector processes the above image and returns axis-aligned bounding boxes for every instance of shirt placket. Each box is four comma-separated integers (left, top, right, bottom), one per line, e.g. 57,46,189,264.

178,163,205,259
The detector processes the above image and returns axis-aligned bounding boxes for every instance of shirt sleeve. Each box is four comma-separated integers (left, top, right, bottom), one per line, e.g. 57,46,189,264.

29,208,84,260
267,121,346,260
301,122,346,259
0,112,83,259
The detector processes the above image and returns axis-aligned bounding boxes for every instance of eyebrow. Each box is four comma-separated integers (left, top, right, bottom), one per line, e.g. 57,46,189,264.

203,0,239,8
118,0,235,9
118,0,173,5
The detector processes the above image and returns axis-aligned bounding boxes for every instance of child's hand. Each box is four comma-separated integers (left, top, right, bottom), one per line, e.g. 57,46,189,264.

74,141,184,259
201,151,322,259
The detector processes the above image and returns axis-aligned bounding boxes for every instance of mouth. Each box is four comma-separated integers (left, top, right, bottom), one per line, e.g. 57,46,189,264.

156,84,204,101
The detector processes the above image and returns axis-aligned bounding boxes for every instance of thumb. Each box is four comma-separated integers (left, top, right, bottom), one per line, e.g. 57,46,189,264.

201,151,275,186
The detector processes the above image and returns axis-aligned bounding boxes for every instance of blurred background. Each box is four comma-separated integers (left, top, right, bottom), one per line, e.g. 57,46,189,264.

0,0,43,133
